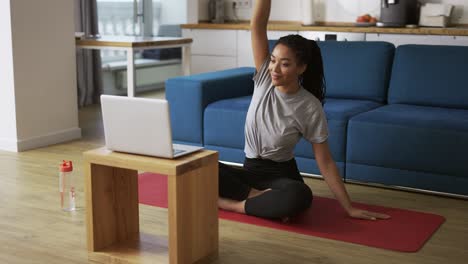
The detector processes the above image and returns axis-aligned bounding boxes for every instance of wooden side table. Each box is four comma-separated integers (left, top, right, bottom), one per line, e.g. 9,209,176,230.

83,147,218,264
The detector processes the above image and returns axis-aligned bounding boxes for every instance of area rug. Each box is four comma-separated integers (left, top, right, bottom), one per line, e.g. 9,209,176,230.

138,172,445,252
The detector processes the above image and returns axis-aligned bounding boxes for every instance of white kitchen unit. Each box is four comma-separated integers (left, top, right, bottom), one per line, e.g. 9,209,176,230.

439,35,468,46
365,33,442,46
366,33,468,47
182,29,237,74
267,30,298,39
183,27,468,73
300,31,366,41
190,55,238,74
237,30,254,68
237,30,298,67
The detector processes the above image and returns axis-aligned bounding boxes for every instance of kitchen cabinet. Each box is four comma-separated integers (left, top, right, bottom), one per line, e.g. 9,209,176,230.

439,35,468,46
182,29,237,55
300,31,366,41
183,27,468,73
237,30,298,67
366,33,468,47
365,33,441,46
182,29,237,73
184,28,300,72
191,55,237,74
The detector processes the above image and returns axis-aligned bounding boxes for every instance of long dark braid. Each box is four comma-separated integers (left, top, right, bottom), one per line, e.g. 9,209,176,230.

274,35,326,105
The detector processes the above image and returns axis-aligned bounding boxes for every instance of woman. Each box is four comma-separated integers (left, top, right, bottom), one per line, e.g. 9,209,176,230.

218,0,390,222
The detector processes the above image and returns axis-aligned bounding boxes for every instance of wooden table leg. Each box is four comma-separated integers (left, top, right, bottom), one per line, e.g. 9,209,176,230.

85,162,139,252
167,155,219,264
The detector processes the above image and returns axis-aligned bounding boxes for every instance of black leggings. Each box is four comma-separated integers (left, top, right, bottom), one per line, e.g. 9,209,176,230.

219,157,313,219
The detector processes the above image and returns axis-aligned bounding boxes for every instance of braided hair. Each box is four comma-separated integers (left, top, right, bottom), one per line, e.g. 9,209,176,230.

274,35,326,105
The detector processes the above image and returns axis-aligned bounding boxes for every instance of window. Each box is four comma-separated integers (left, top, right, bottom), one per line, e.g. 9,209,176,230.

95,0,184,96
97,0,161,62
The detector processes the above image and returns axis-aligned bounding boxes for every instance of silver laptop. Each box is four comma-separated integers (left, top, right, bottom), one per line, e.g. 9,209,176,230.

100,95,203,158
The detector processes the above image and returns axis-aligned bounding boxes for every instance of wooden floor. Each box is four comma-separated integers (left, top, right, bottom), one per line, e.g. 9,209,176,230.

1,89,467,264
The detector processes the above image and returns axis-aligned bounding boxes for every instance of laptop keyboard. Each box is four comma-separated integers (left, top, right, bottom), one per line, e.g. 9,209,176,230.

173,149,185,155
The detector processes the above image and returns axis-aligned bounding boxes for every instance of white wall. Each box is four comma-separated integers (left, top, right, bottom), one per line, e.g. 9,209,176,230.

187,0,199,23
160,0,190,24
0,0,81,152
0,0,18,151
198,0,468,24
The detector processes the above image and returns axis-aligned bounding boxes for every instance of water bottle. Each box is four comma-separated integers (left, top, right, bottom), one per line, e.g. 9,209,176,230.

59,160,76,211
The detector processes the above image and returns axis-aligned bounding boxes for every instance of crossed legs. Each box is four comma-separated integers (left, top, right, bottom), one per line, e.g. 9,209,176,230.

218,161,312,220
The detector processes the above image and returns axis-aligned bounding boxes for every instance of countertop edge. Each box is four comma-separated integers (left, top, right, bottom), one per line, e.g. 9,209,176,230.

181,23,468,36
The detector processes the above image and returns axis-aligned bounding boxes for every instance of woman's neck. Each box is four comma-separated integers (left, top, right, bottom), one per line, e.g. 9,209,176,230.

276,82,301,94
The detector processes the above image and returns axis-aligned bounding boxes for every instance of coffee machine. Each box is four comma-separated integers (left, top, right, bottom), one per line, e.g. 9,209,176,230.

378,0,420,27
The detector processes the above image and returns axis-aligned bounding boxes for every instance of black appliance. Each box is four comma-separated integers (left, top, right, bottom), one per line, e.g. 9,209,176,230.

378,0,420,27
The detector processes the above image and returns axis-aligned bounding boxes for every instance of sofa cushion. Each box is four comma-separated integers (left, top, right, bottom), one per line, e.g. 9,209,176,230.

347,104,468,178
205,97,381,164
323,98,383,121
268,40,394,103
204,96,251,149
318,41,395,103
388,45,468,109
294,98,382,162
166,67,255,145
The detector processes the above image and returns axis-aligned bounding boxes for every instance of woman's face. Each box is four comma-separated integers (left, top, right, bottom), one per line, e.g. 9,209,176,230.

269,44,306,88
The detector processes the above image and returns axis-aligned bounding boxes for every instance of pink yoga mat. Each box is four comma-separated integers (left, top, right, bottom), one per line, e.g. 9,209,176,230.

138,172,445,252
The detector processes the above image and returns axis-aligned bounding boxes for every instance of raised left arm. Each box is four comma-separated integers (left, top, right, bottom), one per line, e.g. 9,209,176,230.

312,141,390,220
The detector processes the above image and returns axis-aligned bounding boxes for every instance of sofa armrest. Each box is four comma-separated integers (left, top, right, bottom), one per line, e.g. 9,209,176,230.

166,67,255,145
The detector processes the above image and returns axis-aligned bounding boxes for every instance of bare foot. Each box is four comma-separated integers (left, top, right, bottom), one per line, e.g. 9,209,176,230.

218,188,272,215
218,197,246,214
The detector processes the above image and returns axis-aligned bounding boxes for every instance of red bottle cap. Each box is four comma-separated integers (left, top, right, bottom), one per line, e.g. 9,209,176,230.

60,160,73,172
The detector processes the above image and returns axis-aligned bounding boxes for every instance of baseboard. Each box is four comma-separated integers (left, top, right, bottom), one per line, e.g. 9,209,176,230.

14,127,82,152
0,137,20,152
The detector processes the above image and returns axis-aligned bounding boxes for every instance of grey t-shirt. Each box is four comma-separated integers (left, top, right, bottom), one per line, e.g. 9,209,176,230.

244,59,329,162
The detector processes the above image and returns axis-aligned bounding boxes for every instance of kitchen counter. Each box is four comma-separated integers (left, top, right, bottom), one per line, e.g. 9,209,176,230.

181,22,468,36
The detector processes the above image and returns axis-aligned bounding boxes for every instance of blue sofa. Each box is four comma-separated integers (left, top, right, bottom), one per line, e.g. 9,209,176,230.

166,41,468,196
